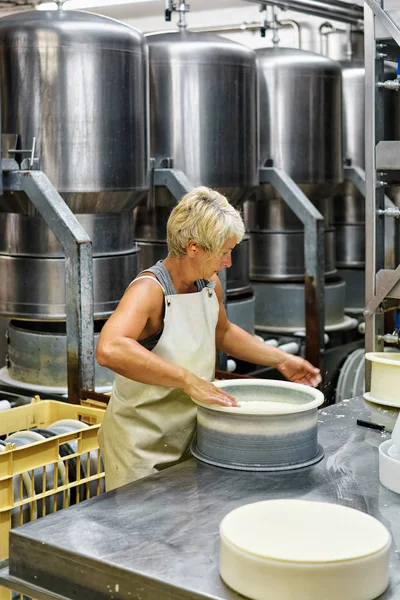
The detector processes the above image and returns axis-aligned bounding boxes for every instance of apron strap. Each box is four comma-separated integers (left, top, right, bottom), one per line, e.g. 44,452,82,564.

129,275,167,296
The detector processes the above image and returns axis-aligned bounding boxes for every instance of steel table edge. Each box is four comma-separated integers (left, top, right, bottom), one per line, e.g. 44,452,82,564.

0,559,69,600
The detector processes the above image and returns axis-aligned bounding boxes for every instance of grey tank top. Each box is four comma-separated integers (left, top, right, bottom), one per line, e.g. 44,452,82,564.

137,261,211,351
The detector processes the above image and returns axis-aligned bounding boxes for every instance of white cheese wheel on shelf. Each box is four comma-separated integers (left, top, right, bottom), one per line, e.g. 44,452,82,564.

220,499,391,600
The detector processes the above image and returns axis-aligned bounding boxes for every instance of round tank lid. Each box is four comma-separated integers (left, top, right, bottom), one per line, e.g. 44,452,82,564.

146,30,256,65
0,9,146,52
256,46,341,73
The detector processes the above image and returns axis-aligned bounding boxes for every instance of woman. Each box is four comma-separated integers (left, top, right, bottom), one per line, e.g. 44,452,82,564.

97,187,321,490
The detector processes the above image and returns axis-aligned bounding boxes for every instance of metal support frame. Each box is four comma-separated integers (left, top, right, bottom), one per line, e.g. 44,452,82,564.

364,0,400,46
2,165,95,405
363,0,400,388
259,167,325,371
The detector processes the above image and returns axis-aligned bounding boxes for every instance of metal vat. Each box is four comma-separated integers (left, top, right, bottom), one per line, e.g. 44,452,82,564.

145,30,258,207
0,10,149,389
135,31,257,331
257,47,342,197
253,278,346,331
245,47,342,282
136,30,257,248
226,293,255,335
4,320,114,390
0,10,149,214
0,10,149,321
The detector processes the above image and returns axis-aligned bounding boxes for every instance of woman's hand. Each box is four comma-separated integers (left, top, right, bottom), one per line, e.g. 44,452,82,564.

276,354,322,388
182,373,240,407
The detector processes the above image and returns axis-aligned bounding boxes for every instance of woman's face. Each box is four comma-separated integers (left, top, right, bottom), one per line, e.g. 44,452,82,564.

197,236,237,279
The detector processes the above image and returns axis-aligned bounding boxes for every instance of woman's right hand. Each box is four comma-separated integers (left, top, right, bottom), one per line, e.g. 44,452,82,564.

182,373,240,407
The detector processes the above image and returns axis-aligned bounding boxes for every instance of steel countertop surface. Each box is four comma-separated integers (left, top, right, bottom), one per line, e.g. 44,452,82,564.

4,397,400,600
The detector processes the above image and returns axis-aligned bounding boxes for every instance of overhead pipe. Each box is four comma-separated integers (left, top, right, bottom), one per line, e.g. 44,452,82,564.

242,0,363,25
192,19,301,48
319,21,355,59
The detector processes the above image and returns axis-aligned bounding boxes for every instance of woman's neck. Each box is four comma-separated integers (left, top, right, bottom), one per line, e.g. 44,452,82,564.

162,255,203,294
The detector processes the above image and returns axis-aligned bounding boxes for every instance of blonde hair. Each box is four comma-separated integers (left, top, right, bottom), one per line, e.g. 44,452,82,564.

167,187,245,257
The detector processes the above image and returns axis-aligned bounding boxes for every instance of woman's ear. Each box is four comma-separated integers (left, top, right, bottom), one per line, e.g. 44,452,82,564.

186,240,198,256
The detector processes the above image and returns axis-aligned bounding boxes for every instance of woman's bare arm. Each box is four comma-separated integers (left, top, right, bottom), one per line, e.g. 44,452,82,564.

96,279,238,405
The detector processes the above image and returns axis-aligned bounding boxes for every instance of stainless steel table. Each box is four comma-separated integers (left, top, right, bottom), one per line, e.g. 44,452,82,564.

1,397,400,600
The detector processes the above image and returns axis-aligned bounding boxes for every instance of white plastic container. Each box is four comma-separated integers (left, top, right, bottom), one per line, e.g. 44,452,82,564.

363,397,400,432
365,352,400,406
379,439,400,495
220,499,391,600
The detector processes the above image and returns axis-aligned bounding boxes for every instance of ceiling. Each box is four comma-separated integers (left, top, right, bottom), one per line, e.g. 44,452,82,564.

0,0,249,15
95,0,247,20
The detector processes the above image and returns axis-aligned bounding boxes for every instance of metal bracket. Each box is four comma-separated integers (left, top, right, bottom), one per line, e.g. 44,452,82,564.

364,266,400,314
343,164,396,210
8,136,39,169
154,168,194,200
259,167,325,371
376,141,400,170
2,165,95,405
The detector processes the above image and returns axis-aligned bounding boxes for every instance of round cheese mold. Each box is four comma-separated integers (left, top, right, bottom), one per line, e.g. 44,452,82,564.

220,499,391,600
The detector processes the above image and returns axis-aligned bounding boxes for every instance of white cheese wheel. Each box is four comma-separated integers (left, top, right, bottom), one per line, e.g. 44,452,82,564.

220,499,391,600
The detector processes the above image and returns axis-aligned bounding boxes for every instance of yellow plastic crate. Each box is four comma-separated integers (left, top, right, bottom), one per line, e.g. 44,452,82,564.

0,397,105,600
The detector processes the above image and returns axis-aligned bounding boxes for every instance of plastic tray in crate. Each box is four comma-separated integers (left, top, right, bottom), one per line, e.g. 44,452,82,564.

0,397,106,600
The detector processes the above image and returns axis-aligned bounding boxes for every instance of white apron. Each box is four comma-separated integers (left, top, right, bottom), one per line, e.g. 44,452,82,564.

98,278,219,490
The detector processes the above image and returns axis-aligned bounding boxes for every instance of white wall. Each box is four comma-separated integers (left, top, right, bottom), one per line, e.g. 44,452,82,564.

109,4,354,56
0,1,359,58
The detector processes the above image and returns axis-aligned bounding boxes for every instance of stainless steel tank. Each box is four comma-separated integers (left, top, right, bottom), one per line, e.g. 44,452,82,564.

246,47,342,282
0,10,149,214
135,30,258,331
4,321,114,391
0,10,149,320
136,31,258,238
246,47,345,330
0,10,149,390
145,31,257,204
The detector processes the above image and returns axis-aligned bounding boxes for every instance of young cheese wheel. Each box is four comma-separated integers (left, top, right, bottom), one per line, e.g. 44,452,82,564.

220,499,391,600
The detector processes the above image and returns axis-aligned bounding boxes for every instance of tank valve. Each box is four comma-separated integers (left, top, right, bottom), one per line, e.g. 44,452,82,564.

377,331,400,344
378,58,400,91
377,80,400,91
378,207,400,218
165,1,190,29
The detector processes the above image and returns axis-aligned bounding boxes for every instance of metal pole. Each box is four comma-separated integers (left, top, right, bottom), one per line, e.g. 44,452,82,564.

364,2,385,390
259,167,325,372
3,169,95,404
242,0,363,24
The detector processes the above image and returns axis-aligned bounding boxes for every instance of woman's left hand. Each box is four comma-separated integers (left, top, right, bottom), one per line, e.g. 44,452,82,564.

276,354,322,388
